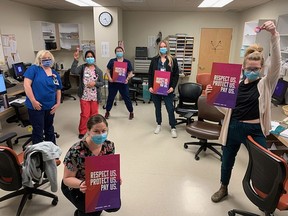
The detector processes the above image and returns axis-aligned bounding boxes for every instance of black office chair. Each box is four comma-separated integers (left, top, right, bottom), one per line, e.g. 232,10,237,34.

61,69,76,103
0,132,17,149
0,145,59,216
228,135,288,216
129,76,145,106
175,82,202,125
184,96,224,160
6,102,32,148
6,102,60,149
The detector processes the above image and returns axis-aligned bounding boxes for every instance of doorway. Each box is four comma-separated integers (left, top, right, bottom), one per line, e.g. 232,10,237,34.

197,28,233,74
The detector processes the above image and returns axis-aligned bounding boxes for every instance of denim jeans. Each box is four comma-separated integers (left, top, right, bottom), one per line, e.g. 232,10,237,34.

106,82,133,113
28,109,56,144
220,119,266,186
151,93,176,128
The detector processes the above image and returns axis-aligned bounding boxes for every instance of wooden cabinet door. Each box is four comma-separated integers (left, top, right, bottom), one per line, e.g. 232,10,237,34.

197,28,232,74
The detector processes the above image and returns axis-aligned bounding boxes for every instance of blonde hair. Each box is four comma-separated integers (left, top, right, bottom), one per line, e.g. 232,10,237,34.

243,44,264,68
158,40,173,67
34,50,55,66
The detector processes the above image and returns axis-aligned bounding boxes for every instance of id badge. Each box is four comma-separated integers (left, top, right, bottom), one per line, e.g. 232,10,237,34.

53,76,59,85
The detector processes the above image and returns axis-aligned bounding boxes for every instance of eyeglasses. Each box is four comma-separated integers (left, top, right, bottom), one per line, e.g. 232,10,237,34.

244,67,261,72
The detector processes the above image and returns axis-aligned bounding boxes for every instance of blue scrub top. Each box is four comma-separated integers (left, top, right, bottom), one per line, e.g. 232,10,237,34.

24,65,62,110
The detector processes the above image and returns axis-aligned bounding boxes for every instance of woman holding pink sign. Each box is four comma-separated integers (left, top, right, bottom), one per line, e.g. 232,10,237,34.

61,114,121,216
207,21,281,203
148,40,179,138
105,46,134,120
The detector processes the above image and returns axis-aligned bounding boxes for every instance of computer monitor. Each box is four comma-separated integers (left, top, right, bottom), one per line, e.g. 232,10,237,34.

0,73,7,95
135,47,148,59
12,62,26,81
272,79,288,105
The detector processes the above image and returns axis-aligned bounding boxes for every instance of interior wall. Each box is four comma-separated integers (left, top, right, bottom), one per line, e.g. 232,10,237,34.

49,10,95,70
93,7,120,71
123,11,241,82
1,0,288,81
236,0,288,64
0,0,50,69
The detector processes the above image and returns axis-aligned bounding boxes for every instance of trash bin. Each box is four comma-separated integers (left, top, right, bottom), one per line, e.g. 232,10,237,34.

142,82,151,103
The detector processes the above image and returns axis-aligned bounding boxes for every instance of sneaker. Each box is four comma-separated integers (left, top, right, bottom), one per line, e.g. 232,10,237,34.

105,111,110,119
78,134,84,139
129,112,134,120
74,210,79,216
171,128,177,138
154,125,161,134
211,185,228,203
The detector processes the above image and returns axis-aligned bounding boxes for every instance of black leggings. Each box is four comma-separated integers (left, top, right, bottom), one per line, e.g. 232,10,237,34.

61,181,121,216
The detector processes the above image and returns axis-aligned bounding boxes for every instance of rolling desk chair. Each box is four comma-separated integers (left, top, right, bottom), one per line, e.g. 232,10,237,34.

175,82,202,125
0,144,60,216
129,76,145,105
6,103,60,149
228,135,288,216
196,73,211,95
184,96,224,160
61,69,76,103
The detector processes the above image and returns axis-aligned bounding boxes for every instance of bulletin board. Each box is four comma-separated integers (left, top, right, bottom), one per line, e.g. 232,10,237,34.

0,36,5,66
1,34,20,68
81,40,95,58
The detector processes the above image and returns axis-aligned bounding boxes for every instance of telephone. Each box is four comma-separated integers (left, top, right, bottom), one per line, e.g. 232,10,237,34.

5,76,20,85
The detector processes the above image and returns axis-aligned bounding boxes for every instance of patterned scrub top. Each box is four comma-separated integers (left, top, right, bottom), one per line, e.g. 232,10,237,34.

81,67,98,101
63,139,115,180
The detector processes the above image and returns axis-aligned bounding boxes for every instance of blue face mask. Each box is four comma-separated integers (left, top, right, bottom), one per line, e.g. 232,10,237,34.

86,57,95,65
116,52,123,58
91,132,107,145
244,70,260,81
42,59,52,67
159,47,167,54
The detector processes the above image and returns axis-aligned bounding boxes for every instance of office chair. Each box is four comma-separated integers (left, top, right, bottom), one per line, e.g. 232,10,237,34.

6,102,60,149
228,135,288,216
196,73,211,95
184,96,224,160
61,69,76,103
175,82,202,125
0,145,59,216
129,76,145,106
0,132,17,149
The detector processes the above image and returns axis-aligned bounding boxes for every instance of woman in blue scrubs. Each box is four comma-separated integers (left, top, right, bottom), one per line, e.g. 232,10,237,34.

24,50,62,144
105,46,134,120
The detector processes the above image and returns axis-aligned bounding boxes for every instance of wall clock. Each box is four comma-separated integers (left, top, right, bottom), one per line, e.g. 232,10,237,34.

99,12,113,27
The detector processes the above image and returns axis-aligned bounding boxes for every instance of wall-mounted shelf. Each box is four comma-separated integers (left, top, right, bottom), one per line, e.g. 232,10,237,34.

240,19,273,59
58,23,80,50
30,21,59,51
167,34,194,76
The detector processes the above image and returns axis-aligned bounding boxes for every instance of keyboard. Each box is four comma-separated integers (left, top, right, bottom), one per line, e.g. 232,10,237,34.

0,96,18,107
5,81,16,88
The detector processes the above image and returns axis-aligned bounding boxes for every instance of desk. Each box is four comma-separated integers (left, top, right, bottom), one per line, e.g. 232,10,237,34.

0,83,24,130
7,83,24,97
271,105,288,147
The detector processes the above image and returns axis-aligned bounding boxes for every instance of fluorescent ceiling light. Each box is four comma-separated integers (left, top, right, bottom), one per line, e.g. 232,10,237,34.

121,0,145,2
198,0,234,8
65,0,100,7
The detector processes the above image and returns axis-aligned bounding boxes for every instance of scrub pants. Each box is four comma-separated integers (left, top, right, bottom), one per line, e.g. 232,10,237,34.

28,109,56,144
106,82,133,113
61,181,120,216
79,99,99,135
220,118,267,186
151,93,176,128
